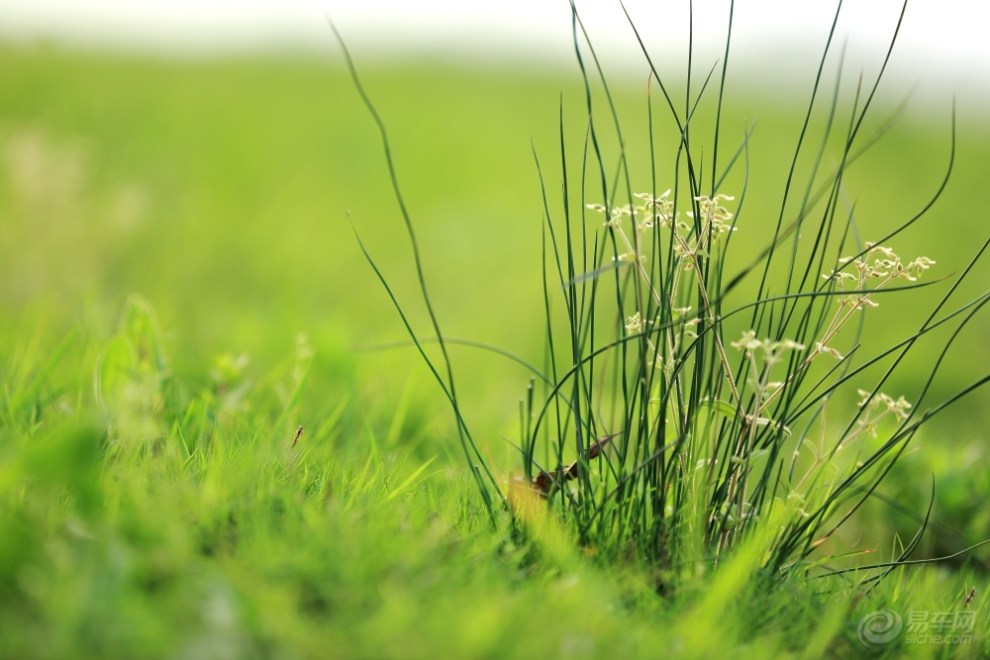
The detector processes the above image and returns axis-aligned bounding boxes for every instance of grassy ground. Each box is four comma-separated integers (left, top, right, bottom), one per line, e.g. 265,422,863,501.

0,43,988,657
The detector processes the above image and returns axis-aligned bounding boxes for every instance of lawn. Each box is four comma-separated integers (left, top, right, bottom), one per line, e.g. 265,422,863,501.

0,34,988,658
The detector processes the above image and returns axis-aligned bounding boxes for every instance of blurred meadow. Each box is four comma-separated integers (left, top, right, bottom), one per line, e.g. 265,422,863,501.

1,6,989,655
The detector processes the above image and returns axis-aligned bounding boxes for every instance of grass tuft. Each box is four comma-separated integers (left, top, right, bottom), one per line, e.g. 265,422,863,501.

343,0,990,600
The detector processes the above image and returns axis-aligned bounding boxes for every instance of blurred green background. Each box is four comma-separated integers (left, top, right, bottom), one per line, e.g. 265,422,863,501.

1,42,987,559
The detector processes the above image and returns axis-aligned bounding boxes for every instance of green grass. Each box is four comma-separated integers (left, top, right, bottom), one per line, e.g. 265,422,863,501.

0,32,988,657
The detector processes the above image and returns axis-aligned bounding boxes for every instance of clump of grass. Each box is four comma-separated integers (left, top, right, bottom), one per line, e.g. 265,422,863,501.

341,0,990,594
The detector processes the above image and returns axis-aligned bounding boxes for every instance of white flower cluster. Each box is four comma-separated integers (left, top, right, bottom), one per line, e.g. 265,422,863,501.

824,243,936,310
586,189,676,231
846,388,913,440
730,330,805,363
585,192,737,261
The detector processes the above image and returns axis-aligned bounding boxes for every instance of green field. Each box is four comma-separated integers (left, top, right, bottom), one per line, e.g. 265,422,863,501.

1,40,988,657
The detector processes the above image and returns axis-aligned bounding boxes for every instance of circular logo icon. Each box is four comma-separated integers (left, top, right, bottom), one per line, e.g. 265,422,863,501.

858,609,903,647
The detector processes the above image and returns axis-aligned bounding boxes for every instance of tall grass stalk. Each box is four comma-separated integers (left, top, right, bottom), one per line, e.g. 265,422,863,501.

340,1,990,591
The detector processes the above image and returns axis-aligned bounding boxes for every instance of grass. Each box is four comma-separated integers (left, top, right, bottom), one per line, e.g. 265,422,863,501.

1,7,989,655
